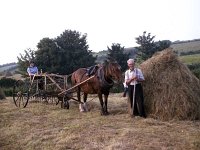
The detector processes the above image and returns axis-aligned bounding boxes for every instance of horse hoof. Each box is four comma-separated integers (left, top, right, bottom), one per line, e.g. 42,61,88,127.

101,111,109,116
79,104,85,112
100,111,104,115
83,103,89,112
104,112,109,115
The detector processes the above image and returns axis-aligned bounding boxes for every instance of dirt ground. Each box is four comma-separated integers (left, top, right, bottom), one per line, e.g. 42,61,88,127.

0,94,199,150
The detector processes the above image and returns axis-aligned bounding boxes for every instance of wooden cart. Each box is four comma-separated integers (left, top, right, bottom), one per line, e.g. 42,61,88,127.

13,73,70,108
12,73,94,108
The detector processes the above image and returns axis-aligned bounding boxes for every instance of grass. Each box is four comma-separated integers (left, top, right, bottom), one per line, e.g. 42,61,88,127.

179,54,200,64
0,73,22,80
0,94,200,150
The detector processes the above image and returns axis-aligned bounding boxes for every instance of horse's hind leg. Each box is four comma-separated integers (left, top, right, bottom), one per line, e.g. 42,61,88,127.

83,93,89,112
77,87,84,112
77,87,81,102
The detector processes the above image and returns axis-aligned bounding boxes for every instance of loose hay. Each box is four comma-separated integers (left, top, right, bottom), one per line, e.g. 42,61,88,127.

140,48,200,121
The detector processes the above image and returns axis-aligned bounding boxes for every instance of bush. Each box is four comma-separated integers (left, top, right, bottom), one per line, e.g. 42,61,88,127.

187,63,200,79
0,77,16,88
191,69,200,79
110,83,124,93
0,78,17,97
2,87,13,97
0,88,6,99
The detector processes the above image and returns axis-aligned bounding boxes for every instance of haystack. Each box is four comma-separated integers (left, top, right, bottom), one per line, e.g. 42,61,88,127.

140,48,200,121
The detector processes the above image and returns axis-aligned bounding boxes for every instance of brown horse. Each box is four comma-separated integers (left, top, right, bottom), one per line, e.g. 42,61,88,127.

71,60,122,115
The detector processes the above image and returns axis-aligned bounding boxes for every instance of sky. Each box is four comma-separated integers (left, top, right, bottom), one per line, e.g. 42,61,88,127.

0,0,200,65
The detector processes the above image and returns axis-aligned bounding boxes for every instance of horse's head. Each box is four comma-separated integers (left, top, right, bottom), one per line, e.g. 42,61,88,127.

103,60,123,83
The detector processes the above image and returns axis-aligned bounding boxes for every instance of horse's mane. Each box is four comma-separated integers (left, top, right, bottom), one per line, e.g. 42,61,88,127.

103,60,117,79
96,60,119,89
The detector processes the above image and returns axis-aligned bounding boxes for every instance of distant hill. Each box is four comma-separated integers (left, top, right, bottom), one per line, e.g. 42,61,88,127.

92,50,108,63
93,39,200,63
171,39,200,55
0,63,18,78
0,63,18,73
93,47,137,63
124,47,137,58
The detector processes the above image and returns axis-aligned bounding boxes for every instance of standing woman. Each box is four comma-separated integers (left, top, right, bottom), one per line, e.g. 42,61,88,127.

125,59,146,118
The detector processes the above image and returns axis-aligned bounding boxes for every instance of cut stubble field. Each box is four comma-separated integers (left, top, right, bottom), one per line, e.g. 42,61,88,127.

0,94,199,150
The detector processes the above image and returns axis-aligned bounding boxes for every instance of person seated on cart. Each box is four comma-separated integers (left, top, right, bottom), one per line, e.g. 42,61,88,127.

27,61,44,90
27,61,38,76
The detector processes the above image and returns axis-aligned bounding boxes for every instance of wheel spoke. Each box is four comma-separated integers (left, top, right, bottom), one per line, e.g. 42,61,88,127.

13,80,30,108
19,96,22,107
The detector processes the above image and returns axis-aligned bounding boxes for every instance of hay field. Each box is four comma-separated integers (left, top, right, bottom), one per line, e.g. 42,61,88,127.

179,54,200,64
0,74,22,81
0,94,199,150
171,40,200,53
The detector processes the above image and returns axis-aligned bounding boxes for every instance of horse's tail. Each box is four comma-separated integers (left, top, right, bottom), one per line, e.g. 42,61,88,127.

71,72,77,86
71,70,82,109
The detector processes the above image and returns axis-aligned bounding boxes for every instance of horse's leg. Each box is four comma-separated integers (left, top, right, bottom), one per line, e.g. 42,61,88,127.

104,94,109,115
77,87,84,112
77,87,81,101
98,93,106,115
83,93,89,112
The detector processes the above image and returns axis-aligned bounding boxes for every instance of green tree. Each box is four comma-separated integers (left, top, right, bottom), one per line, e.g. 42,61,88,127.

35,30,96,74
17,48,36,74
106,43,130,72
135,31,156,61
35,37,59,73
135,31,171,61
155,40,171,51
